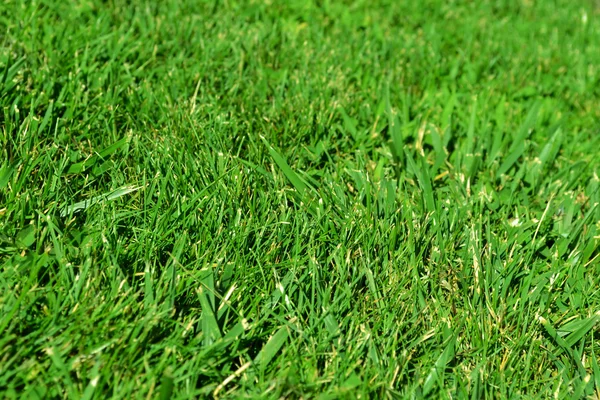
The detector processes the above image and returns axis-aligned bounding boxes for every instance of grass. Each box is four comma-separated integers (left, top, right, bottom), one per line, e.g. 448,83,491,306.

1,0,600,398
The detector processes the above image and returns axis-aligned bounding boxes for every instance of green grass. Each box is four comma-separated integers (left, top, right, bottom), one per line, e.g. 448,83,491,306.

1,0,600,398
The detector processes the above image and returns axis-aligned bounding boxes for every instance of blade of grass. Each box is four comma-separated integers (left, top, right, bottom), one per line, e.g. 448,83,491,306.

539,316,587,380
405,151,436,214
385,87,405,166
66,136,130,174
559,313,600,347
423,335,456,396
260,135,307,196
158,368,174,400
496,101,541,178
0,163,15,191
197,267,222,347
60,185,141,217
254,325,289,370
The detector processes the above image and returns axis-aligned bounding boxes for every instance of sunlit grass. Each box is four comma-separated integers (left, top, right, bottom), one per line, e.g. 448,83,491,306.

1,0,600,398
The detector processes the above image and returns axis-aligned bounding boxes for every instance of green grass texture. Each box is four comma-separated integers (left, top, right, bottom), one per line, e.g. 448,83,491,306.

1,0,600,398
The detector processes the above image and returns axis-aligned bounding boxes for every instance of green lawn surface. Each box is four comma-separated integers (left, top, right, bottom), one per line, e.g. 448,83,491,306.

1,0,600,398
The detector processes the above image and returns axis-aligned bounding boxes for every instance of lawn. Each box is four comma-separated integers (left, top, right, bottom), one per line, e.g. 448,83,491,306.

1,0,600,398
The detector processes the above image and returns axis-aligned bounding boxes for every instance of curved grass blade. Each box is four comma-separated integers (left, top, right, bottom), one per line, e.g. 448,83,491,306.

60,185,141,217
66,136,130,175
260,135,307,196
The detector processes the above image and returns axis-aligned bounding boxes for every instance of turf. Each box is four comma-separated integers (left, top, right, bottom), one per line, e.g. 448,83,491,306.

1,0,600,398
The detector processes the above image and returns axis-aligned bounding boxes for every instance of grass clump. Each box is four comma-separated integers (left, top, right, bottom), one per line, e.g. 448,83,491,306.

1,0,600,398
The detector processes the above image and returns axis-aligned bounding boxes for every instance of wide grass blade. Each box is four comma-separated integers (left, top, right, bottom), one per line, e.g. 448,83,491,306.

423,336,456,396
558,313,600,347
60,185,141,217
66,136,130,174
158,369,174,400
0,163,15,191
405,151,436,214
496,101,541,178
539,316,587,380
254,326,289,370
260,135,307,196
385,87,405,166
198,267,222,347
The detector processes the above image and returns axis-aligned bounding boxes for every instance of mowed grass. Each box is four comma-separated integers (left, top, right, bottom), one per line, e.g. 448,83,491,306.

1,0,600,398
